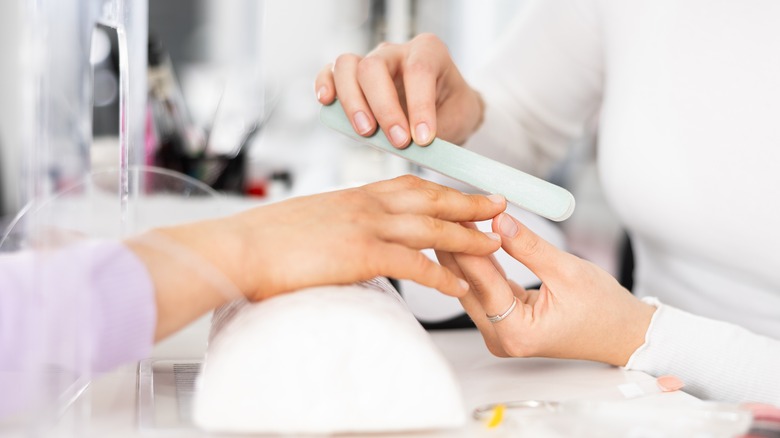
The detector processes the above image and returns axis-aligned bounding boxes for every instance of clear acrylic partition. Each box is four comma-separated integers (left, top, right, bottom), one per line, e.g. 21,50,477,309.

0,0,214,435
0,0,148,433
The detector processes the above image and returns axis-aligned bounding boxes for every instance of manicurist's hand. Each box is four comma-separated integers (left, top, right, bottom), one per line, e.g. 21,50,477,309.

436,214,656,367
315,33,484,148
128,175,506,340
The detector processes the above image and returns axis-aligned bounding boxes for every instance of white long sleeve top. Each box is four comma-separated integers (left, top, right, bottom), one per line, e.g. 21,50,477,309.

464,0,780,403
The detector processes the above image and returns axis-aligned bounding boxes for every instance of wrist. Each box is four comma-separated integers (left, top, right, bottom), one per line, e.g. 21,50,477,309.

128,225,243,340
612,300,656,367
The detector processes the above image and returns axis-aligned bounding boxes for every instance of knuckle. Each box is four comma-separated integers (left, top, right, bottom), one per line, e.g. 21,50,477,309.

357,56,384,76
394,174,423,188
421,187,441,204
410,251,434,275
334,53,360,70
405,59,436,78
518,235,544,258
412,32,442,47
424,216,445,234
375,41,395,51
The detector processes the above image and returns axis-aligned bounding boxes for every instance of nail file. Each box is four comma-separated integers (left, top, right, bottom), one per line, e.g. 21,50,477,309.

320,101,576,221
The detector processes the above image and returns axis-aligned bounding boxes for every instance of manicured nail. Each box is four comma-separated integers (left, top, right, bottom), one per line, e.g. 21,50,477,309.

415,122,431,144
353,111,372,135
487,194,505,204
486,232,501,242
498,213,518,237
389,125,409,147
458,278,470,292
316,86,327,102
656,375,684,392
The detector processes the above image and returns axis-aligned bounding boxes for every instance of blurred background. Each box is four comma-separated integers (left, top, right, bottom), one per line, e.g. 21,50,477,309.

0,0,623,275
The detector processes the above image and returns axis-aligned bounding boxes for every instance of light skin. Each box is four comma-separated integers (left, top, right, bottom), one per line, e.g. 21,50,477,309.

316,35,656,367
438,215,655,367
315,33,484,148
125,175,507,341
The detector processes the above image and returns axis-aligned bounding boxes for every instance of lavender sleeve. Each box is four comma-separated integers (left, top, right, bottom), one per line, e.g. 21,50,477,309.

0,240,156,415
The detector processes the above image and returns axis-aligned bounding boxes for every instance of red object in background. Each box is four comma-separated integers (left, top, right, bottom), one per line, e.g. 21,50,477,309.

739,403,780,438
245,179,268,198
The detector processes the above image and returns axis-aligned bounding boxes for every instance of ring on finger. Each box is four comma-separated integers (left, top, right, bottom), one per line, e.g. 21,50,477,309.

486,297,518,323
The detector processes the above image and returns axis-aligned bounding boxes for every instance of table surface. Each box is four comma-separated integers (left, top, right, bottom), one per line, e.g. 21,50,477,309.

72,316,699,438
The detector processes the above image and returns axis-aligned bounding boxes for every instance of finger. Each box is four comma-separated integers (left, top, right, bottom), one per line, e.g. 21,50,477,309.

361,175,507,220
357,45,412,148
453,252,532,357
375,243,468,297
435,250,505,355
493,212,571,280
377,215,501,255
403,34,449,146
507,279,530,303
380,187,506,222
332,53,377,136
460,222,507,279
361,174,448,193
314,63,336,104
452,253,518,321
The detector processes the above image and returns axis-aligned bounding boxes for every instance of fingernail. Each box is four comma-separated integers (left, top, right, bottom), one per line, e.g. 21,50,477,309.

486,232,501,242
389,125,409,147
498,213,518,237
316,86,327,102
458,278,470,292
415,122,431,144
487,194,505,204
656,375,685,392
354,111,373,135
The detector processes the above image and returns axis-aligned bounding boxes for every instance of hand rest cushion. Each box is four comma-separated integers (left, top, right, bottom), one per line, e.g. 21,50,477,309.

192,283,466,434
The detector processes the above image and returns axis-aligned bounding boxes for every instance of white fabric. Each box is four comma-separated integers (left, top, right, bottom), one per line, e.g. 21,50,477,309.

465,0,780,403
627,298,780,403
193,284,465,434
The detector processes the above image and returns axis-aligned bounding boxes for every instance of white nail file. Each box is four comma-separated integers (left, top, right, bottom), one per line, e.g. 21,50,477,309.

320,101,575,221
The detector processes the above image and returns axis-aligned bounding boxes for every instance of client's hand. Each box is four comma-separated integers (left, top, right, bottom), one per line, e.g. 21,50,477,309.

436,214,656,367
129,175,506,340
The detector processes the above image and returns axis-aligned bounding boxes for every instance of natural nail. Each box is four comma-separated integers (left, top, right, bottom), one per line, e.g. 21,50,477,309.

458,278,470,292
415,122,431,144
316,86,327,102
389,125,409,147
354,111,372,135
498,213,518,237
656,375,685,392
487,194,505,204
486,232,501,242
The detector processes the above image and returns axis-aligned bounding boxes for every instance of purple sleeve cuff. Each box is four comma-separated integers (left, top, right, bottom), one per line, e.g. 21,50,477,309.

89,241,157,371
1,240,156,418
0,240,156,373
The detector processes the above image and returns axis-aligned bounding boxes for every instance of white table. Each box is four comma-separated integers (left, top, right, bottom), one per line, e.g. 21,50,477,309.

76,316,700,438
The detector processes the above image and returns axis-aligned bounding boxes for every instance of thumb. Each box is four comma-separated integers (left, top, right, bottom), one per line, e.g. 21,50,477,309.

492,213,566,280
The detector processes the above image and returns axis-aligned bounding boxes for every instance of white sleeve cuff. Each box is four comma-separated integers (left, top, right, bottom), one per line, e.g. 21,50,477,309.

624,297,780,404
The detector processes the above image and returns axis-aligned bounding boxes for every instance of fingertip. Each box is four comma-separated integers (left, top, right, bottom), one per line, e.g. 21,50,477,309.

316,85,332,104
388,124,411,148
413,122,433,146
487,194,506,205
495,212,519,238
458,278,470,292
353,110,376,136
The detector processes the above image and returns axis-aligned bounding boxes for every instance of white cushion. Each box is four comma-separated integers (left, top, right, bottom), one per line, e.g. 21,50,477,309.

192,283,466,434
